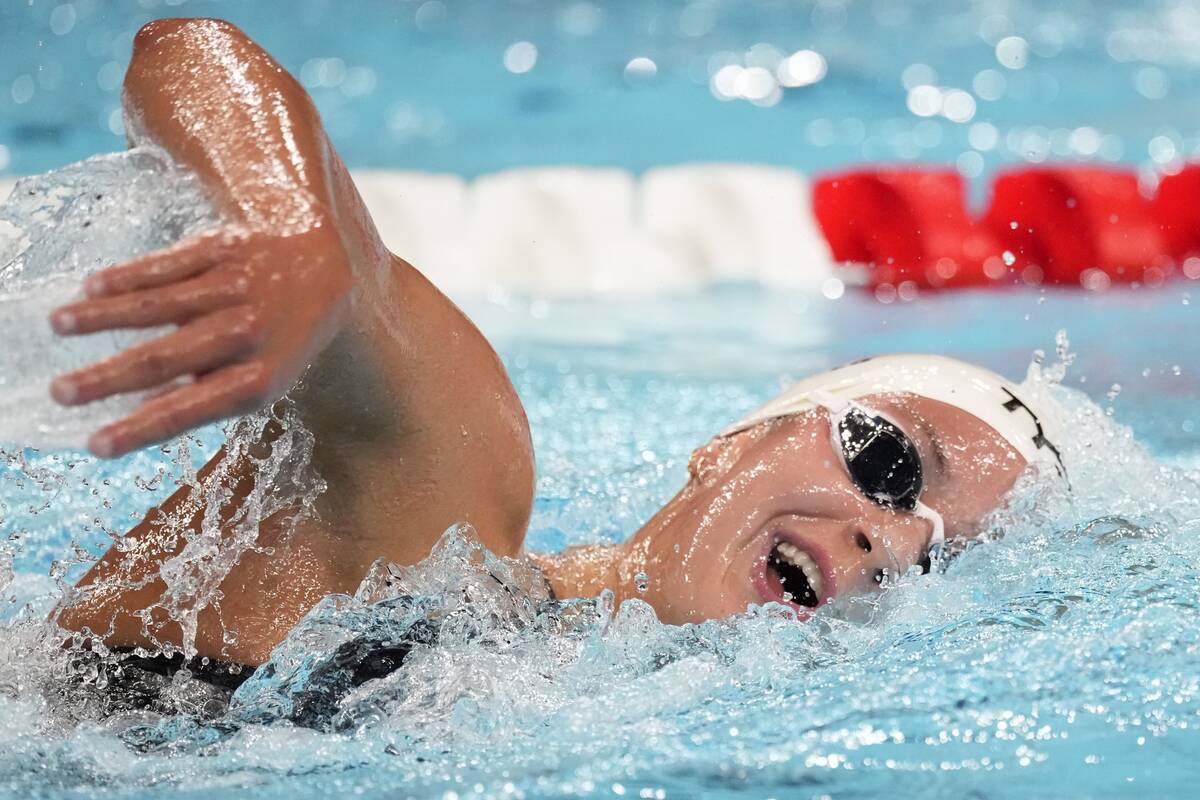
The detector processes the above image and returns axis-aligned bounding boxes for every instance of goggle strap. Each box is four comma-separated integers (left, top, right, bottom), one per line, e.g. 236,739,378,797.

913,500,946,555
809,389,849,414
819,394,947,562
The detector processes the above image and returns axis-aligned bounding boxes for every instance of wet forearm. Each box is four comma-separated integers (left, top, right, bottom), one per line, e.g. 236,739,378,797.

122,18,338,232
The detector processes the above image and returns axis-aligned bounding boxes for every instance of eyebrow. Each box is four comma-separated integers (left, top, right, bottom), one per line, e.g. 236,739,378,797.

924,426,950,476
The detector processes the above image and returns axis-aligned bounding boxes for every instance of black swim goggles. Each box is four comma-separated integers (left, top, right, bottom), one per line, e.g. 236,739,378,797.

813,392,946,561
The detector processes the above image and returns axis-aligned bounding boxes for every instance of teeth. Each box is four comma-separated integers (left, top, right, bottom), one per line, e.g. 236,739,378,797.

775,542,824,598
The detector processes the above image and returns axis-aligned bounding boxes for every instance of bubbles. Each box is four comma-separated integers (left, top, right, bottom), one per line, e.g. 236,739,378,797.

1148,135,1178,166
941,89,976,123
623,56,657,85
710,64,741,100
968,122,999,151
560,1,603,37
901,63,936,90
1080,268,1112,292
821,277,846,300
711,64,780,106
907,85,975,123
106,107,124,136
413,0,448,32
1134,66,1170,100
1068,126,1102,157
709,46,823,105
340,66,378,98
735,67,778,103
995,36,1030,70
956,150,984,178
806,118,836,146
300,57,347,89
777,49,827,88
95,60,122,92
503,41,538,74
48,4,77,36
677,2,715,38
744,43,783,70
906,84,942,117
978,13,1014,45
972,68,1007,101
10,75,34,105
387,102,449,143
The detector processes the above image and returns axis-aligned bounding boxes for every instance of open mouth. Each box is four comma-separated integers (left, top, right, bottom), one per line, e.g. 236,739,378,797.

765,540,824,609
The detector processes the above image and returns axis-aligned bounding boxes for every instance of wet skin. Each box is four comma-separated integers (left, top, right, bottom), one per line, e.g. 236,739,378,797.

52,19,534,665
49,19,1027,665
533,394,1027,624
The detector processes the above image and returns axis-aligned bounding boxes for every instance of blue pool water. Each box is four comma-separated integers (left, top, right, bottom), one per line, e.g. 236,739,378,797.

2,2,1200,799
2,286,1199,799
3,0,1200,181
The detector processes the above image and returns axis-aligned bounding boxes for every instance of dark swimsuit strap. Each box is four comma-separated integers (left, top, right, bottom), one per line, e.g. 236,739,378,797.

104,564,554,699
111,647,253,692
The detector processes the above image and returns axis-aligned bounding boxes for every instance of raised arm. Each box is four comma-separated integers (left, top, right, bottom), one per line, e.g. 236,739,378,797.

50,17,368,456
53,19,535,663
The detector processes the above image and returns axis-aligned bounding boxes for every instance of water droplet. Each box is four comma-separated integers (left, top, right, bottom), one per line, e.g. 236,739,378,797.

1002,250,1016,266
635,571,649,592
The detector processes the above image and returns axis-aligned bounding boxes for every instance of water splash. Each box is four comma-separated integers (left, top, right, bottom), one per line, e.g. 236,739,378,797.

0,148,218,448
0,309,1196,798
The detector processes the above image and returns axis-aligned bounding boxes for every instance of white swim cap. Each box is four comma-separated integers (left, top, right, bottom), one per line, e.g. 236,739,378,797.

722,354,1066,477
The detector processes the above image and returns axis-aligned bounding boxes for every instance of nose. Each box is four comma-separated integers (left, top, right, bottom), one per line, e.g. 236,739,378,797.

829,512,932,596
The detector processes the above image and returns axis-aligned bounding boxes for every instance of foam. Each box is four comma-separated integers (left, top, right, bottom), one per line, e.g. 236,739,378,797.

0,149,218,449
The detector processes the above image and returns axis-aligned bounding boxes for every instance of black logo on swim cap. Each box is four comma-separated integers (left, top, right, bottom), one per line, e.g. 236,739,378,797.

1001,389,1066,479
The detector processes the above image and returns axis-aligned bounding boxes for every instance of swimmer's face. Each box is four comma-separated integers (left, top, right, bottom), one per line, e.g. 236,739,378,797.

626,393,1027,625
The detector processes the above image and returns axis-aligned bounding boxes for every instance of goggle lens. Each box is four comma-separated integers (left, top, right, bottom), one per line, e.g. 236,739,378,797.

835,407,924,512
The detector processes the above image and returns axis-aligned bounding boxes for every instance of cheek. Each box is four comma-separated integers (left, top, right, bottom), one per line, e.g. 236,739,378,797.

935,468,1022,537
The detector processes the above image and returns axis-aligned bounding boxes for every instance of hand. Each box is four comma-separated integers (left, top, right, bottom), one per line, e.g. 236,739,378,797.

49,224,354,457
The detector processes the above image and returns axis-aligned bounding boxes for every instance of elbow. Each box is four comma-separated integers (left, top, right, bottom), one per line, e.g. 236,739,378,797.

129,18,250,77
126,17,307,111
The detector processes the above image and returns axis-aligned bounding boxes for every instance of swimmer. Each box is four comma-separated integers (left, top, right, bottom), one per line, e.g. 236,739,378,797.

49,20,1064,685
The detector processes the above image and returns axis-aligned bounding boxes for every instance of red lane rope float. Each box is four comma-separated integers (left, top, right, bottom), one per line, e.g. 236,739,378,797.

813,165,1184,290
1154,165,1200,265
985,167,1169,288
813,169,1010,289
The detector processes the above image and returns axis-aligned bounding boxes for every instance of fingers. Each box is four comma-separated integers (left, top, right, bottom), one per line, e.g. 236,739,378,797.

50,270,251,335
82,228,245,298
50,306,264,407
88,362,273,458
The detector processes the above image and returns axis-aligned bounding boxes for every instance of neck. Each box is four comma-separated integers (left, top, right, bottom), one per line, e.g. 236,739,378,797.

529,541,632,602
529,483,689,610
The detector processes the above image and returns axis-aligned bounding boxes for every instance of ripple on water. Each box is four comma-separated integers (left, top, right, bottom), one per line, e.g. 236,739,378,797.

0,326,1198,799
